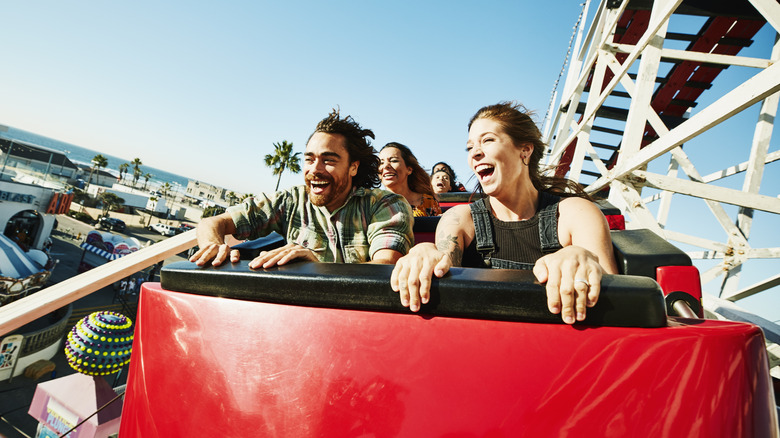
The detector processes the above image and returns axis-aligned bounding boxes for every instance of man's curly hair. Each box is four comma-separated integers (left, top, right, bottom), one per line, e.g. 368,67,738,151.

309,109,380,189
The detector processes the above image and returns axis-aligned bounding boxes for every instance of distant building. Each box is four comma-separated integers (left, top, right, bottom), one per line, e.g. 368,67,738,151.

75,164,116,188
0,180,71,251
0,137,79,180
185,180,230,207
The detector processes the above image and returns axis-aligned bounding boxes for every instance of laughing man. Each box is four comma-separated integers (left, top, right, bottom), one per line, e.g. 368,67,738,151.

190,109,414,268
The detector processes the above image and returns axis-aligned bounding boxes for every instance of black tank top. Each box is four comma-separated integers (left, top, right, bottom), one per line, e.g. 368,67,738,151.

462,192,563,270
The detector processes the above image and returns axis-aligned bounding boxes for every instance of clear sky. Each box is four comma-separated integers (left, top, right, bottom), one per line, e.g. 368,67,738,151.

1,1,778,322
0,1,586,195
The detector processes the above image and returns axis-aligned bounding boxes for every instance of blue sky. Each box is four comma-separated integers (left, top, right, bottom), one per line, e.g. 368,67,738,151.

1,1,778,322
0,1,583,194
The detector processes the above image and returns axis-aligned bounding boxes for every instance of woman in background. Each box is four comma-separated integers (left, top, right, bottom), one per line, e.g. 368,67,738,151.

431,169,452,195
379,142,441,217
431,162,466,192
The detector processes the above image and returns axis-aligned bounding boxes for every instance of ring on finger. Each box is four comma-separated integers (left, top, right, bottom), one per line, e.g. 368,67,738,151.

574,278,590,288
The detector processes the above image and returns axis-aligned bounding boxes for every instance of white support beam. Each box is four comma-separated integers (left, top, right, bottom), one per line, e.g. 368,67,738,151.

701,149,780,183
664,230,732,252
612,180,667,235
748,248,780,258
749,0,780,34
724,273,780,302
656,154,679,228
667,147,750,247
588,60,780,192
552,0,683,165
634,170,780,214
722,37,780,297
618,1,669,164
612,44,772,69
688,251,726,260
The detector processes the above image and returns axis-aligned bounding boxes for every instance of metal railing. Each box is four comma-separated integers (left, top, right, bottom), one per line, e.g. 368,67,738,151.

18,304,72,356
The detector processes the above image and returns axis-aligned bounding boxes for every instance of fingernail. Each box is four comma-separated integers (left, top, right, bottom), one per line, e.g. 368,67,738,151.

564,315,574,324
401,298,408,306
577,312,585,321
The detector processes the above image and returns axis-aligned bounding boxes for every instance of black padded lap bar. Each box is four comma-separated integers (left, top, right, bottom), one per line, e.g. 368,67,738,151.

161,261,667,328
595,199,621,216
611,229,691,279
413,216,440,233
231,232,286,259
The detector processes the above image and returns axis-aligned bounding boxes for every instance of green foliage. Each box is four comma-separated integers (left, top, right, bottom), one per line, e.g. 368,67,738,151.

87,154,109,186
202,206,226,218
119,163,130,183
131,158,143,187
264,140,301,191
99,192,125,216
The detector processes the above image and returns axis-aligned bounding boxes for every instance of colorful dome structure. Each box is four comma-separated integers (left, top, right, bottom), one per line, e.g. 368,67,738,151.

64,311,133,376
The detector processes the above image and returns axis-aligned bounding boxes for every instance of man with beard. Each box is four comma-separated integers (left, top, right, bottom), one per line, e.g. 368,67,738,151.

190,109,414,268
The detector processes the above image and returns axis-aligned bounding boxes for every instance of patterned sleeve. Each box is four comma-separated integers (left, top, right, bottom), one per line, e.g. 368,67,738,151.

226,191,288,241
367,192,414,257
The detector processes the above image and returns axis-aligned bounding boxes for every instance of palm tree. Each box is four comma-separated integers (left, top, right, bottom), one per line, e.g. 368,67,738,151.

143,173,153,190
131,158,143,187
264,141,301,191
119,163,129,184
226,191,238,206
161,182,172,200
87,154,108,188
98,192,125,217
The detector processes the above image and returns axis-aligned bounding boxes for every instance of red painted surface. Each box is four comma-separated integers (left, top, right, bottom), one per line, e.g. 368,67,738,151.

657,265,703,299
605,214,626,230
121,283,778,437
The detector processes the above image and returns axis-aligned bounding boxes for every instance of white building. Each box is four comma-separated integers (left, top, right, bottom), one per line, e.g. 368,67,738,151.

0,180,69,251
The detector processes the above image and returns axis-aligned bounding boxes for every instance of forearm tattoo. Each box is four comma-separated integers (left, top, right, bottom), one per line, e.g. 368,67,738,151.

437,234,462,267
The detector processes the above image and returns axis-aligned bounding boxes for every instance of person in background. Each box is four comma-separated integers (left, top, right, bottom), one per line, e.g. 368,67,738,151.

431,169,452,195
190,109,414,267
431,161,467,192
391,102,618,324
379,142,441,217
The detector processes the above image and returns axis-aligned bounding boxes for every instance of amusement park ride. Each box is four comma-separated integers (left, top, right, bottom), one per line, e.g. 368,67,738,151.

543,0,780,308
1,0,779,436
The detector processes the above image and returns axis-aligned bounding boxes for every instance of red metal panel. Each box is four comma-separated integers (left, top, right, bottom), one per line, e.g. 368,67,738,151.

656,265,703,299
121,283,777,437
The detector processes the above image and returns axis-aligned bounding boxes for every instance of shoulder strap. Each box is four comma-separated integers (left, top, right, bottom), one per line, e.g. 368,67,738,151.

469,198,495,267
537,192,563,252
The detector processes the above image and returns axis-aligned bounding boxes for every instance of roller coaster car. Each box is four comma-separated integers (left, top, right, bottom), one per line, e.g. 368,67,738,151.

119,207,778,437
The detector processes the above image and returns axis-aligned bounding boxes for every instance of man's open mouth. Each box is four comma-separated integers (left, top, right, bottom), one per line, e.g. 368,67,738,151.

308,179,331,194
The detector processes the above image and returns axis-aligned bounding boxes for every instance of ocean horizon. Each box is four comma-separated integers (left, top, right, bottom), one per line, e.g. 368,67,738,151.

0,125,194,192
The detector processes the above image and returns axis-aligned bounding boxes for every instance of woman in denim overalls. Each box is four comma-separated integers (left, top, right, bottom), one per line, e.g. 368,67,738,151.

391,102,618,324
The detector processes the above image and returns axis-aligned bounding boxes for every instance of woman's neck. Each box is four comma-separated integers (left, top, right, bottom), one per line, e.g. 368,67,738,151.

488,184,540,221
388,184,421,206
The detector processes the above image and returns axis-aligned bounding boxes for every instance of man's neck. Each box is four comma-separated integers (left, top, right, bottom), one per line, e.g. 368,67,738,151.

324,186,358,213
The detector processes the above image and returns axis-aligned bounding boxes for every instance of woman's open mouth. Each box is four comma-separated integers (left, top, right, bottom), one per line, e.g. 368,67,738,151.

474,164,495,182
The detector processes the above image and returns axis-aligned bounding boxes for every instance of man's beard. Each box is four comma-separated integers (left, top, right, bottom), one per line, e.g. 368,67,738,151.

305,173,350,208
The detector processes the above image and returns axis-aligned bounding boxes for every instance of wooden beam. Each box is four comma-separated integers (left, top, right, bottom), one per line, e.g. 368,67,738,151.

587,60,780,192
748,0,780,34
635,170,780,214
0,230,198,336
612,44,772,68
